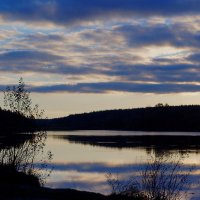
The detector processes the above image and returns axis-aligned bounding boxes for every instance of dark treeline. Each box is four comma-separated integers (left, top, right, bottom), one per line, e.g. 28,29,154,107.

0,108,36,133
40,105,200,131
2,104,200,132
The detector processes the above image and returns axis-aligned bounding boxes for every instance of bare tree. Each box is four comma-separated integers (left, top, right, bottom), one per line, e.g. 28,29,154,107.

140,154,192,200
107,154,193,200
4,77,44,119
2,78,52,185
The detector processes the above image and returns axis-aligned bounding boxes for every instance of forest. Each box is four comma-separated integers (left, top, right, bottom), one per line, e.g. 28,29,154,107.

40,105,200,132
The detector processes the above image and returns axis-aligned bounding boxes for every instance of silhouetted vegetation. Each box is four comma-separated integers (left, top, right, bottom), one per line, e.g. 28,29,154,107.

0,131,52,185
0,165,40,188
0,130,54,199
4,77,44,119
0,108,35,132
0,78,45,133
0,187,108,200
0,78,55,199
155,103,169,107
107,154,193,200
41,105,200,131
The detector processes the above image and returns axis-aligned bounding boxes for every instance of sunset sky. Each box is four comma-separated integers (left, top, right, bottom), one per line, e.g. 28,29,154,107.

1,0,200,117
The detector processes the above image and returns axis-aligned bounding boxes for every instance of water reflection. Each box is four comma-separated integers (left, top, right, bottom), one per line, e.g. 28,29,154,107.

0,131,52,186
2,130,200,199
106,153,196,200
52,134,200,155
40,131,200,199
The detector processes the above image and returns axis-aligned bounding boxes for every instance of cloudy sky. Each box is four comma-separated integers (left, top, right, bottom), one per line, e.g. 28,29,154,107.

1,0,200,117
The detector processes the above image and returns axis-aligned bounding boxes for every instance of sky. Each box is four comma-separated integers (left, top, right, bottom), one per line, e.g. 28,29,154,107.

1,0,200,117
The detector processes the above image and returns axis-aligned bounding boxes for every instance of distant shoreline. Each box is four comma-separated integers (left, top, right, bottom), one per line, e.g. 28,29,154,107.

37,105,200,132
2,105,200,133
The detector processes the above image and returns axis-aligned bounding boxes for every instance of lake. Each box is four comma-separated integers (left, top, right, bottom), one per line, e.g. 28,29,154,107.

31,130,200,199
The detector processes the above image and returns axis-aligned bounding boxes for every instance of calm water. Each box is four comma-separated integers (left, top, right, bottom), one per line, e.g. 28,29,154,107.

36,131,200,199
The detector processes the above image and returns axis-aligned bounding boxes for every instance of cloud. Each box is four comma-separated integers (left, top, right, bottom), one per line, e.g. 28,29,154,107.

0,50,63,62
0,50,98,75
1,0,200,25
114,24,200,48
187,52,200,63
0,29,18,40
27,82,200,94
104,63,200,83
1,49,200,85
1,1,200,95
23,33,65,43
